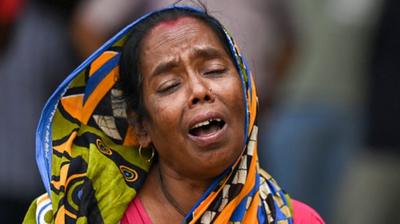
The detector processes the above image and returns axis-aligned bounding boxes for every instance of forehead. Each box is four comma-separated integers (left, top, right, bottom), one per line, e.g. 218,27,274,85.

141,16,226,55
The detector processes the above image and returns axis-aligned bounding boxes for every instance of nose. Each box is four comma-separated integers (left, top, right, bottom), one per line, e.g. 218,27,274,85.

188,76,214,107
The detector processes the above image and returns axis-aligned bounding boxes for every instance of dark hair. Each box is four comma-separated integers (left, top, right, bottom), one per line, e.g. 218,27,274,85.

118,5,234,121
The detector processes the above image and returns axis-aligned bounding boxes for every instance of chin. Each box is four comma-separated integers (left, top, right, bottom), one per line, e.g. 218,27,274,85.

191,144,243,178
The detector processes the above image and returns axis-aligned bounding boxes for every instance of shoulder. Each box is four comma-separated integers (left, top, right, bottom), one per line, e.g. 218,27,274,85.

292,200,325,224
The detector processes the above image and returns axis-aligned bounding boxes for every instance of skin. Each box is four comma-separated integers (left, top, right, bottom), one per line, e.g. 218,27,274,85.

134,17,245,223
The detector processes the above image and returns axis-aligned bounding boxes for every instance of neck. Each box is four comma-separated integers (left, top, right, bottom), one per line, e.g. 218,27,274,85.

156,162,212,215
138,162,216,223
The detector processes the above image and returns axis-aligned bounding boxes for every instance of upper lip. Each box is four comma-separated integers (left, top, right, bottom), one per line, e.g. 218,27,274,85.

187,111,225,133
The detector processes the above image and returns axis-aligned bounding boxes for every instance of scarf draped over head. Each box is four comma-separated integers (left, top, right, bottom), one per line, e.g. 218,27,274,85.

24,6,293,224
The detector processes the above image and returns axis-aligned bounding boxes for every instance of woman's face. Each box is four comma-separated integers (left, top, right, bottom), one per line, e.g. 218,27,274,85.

138,17,245,179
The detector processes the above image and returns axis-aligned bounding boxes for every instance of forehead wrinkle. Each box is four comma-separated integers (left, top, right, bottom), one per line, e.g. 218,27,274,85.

144,27,225,62
150,25,199,51
145,17,208,52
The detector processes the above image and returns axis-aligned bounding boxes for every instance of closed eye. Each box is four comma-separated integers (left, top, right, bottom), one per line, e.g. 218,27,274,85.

204,68,227,76
157,81,180,94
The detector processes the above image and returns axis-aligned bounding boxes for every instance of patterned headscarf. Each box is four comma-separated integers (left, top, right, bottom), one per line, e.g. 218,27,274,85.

24,6,293,224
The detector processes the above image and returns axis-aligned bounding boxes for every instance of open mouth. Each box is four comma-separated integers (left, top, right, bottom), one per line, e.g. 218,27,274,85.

189,118,226,137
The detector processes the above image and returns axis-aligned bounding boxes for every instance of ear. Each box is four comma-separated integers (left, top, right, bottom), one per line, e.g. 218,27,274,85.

128,111,152,148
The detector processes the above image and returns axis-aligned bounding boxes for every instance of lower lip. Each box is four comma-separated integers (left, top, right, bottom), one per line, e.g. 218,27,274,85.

188,123,228,148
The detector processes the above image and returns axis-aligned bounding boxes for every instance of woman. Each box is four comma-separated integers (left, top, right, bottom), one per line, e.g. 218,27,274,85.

24,4,323,224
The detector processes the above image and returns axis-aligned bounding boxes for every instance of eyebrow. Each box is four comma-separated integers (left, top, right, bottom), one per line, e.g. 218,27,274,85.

151,59,180,78
191,47,224,61
150,47,225,78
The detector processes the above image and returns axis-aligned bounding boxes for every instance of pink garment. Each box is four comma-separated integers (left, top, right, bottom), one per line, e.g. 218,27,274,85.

292,200,325,224
121,197,324,224
121,197,152,224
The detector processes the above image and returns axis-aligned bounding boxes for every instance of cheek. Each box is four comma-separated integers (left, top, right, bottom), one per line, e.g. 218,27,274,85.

144,94,183,139
217,77,245,113
144,96,187,163
143,83,175,121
